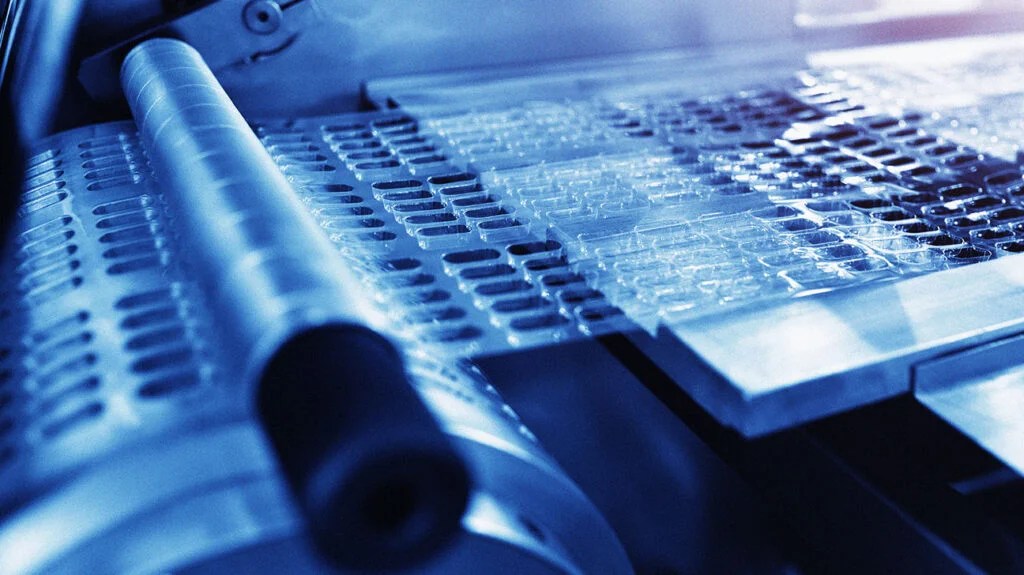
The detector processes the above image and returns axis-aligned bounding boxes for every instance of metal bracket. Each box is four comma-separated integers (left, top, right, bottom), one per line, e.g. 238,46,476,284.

77,0,321,103
914,333,1024,478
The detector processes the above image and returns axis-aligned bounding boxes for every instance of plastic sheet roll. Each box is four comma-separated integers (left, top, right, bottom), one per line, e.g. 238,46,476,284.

120,38,470,570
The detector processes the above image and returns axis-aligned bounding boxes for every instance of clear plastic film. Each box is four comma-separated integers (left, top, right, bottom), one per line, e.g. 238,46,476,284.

421,86,1024,332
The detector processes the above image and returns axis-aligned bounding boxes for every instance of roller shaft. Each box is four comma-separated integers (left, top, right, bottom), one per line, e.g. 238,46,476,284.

120,38,470,570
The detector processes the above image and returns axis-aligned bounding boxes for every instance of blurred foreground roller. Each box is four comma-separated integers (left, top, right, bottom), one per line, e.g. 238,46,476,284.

119,38,470,570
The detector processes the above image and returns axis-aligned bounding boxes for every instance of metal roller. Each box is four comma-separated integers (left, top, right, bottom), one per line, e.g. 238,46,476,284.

119,38,470,570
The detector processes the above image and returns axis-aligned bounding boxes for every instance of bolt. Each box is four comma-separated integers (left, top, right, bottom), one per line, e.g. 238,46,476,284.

243,0,282,35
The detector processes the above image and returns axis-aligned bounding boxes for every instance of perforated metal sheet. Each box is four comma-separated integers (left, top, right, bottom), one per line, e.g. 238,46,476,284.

0,117,626,574
253,115,635,358
0,122,223,490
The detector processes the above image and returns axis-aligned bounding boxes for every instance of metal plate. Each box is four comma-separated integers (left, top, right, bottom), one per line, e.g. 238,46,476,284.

915,333,1024,478
651,256,1024,435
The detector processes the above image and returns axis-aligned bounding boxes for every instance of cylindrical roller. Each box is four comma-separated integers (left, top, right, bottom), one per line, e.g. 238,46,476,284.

119,38,470,570
257,327,470,568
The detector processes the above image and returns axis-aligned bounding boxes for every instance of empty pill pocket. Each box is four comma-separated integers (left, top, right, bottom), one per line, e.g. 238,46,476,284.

416,224,472,250
442,249,502,274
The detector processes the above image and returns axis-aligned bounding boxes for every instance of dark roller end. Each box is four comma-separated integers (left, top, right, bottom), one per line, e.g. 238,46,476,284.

257,325,471,570
305,443,470,568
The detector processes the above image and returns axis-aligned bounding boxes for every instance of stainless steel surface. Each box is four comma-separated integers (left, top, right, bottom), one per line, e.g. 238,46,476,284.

79,0,321,104
657,255,1024,435
154,0,798,117
68,0,1024,121
916,333,1024,477
4,0,86,142
365,43,805,117
2,0,87,252
0,356,625,574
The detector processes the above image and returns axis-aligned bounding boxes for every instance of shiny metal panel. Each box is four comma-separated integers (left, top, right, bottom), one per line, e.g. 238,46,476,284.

217,0,797,116
916,333,1024,477
918,373,1024,476
649,255,1024,436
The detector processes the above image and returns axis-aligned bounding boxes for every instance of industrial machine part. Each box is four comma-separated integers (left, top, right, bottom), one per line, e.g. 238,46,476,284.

79,0,322,104
1,0,87,247
8,1,1024,572
120,39,471,569
0,38,631,574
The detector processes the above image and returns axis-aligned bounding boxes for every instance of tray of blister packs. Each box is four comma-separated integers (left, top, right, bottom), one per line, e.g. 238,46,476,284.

345,54,1024,438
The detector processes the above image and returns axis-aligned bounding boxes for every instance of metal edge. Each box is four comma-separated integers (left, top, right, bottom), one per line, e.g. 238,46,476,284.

630,254,1024,436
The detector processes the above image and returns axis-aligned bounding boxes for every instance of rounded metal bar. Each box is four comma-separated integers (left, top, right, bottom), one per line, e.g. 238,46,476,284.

120,38,470,570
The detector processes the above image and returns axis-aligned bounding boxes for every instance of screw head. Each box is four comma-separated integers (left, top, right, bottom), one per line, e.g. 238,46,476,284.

243,0,282,35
